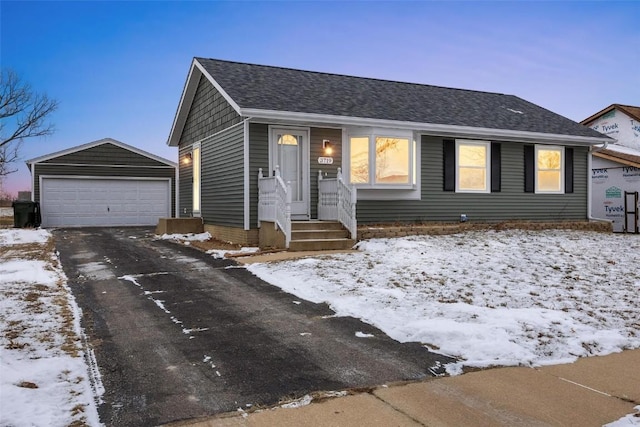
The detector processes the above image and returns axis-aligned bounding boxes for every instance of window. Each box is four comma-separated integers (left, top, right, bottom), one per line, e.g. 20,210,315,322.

350,137,369,183
456,140,490,193
348,130,415,188
192,143,201,215
535,146,563,193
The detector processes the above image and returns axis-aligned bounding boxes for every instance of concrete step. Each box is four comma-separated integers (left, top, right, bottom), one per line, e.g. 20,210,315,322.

289,238,356,251
291,221,344,231
292,229,350,240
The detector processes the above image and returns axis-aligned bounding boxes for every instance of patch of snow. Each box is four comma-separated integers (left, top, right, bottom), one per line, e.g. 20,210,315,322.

0,228,50,245
0,207,14,217
247,230,640,371
507,108,524,114
280,394,313,409
604,406,640,426
207,246,260,259
355,331,375,338
0,229,102,426
158,232,211,242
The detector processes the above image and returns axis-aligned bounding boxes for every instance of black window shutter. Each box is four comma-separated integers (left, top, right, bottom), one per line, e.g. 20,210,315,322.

491,142,501,192
565,147,574,193
524,145,534,193
443,139,455,191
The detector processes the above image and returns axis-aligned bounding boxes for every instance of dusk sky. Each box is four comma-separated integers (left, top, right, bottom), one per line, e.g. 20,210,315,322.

1,1,638,196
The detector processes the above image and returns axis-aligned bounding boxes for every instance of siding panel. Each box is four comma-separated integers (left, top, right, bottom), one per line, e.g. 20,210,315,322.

356,135,589,224
41,143,170,167
177,75,244,218
200,124,244,227
248,124,269,228
310,128,342,219
180,75,242,145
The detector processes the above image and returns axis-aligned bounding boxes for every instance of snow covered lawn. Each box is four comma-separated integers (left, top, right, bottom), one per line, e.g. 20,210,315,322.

247,229,640,372
0,229,101,427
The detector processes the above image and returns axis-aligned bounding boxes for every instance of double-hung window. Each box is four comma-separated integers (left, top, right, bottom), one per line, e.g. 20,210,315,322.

524,145,570,194
535,146,564,193
348,129,416,189
456,140,490,193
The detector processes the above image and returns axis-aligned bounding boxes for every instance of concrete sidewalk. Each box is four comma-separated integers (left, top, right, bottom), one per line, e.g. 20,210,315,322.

167,349,640,427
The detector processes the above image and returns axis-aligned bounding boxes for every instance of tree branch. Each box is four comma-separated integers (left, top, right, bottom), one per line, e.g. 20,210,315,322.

0,68,59,172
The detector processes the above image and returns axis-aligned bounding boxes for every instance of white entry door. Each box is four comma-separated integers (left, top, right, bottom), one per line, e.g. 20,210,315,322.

271,128,310,219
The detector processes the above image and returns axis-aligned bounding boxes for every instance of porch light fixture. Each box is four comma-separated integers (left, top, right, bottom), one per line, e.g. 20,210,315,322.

182,152,192,165
322,140,333,155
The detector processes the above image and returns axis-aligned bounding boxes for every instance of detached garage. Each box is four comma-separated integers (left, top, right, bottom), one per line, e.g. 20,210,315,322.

27,138,176,227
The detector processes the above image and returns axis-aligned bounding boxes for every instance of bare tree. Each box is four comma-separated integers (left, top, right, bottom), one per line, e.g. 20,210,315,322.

0,68,58,176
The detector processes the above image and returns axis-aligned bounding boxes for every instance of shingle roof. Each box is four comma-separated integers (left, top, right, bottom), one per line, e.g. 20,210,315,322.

196,57,604,139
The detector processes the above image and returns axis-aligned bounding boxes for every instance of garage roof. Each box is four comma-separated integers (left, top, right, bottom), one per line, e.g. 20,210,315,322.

26,138,176,169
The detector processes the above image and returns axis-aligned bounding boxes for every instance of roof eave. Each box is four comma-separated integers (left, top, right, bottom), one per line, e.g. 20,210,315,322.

581,103,640,126
242,108,612,146
593,151,640,168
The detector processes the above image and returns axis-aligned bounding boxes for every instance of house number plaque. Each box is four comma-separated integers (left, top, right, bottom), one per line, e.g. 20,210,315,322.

318,157,334,164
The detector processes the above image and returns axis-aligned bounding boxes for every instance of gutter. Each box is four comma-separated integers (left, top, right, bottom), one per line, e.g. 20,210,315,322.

241,108,612,147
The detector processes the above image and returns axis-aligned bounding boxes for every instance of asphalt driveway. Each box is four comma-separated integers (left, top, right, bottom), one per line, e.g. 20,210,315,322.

53,227,452,426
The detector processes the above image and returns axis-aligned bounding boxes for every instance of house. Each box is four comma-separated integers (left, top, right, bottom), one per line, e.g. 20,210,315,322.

167,58,611,249
27,138,177,227
582,104,640,233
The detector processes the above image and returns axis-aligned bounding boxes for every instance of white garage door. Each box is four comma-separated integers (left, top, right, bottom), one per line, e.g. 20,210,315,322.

41,178,170,227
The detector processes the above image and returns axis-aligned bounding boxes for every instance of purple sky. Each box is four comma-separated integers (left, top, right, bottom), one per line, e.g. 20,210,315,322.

1,1,638,196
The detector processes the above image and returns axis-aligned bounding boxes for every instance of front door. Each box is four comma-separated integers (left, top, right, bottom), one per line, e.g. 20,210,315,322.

271,127,309,219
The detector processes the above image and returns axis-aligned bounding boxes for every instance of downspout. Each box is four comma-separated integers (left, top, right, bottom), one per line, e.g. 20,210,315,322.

587,140,611,222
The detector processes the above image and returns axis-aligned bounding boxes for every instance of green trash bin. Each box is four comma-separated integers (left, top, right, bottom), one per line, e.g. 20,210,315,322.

12,201,41,228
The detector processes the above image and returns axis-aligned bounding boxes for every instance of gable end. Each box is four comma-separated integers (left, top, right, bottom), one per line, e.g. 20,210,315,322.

178,74,243,147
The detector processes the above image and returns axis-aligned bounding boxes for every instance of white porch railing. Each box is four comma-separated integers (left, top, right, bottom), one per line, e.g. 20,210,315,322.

258,166,292,248
318,168,357,239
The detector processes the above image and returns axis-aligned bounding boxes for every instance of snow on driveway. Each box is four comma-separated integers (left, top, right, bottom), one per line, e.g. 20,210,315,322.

2,227,639,425
247,229,640,372
0,229,101,427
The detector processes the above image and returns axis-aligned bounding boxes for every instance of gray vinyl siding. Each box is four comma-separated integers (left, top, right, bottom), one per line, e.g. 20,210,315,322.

178,75,244,218
33,163,176,215
310,128,342,219
180,74,242,145
248,123,268,228
356,135,589,223
247,124,342,228
40,143,168,167
200,124,244,227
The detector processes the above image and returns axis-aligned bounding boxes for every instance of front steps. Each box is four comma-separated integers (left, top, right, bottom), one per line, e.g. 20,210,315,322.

289,221,356,251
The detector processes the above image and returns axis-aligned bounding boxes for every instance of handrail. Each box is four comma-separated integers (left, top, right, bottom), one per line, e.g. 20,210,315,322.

258,167,291,248
318,168,357,239
336,168,357,239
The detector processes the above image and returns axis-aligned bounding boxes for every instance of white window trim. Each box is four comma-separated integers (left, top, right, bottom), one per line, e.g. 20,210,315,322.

346,128,416,189
343,127,420,200
455,139,491,194
192,142,201,217
535,145,565,194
